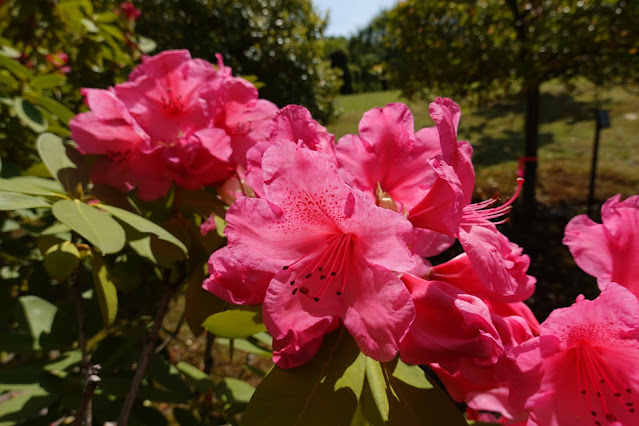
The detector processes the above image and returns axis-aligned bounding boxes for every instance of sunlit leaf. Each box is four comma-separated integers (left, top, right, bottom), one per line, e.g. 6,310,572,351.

52,199,126,254
36,133,75,184
0,192,50,210
97,204,187,253
218,377,255,404
26,92,75,124
202,308,266,339
0,386,56,426
43,241,80,281
365,357,389,422
14,97,48,133
0,177,64,197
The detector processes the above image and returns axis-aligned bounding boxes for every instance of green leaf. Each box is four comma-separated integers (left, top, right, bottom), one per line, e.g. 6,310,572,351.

94,11,119,23
36,133,75,183
241,328,363,426
217,377,255,404
147,354,192,397
26,92,75,124
391,359,430,389
0,192,50,210
52,199,126,254
18,296,57,351
90,251,118,326
0,386,56,426
14,97,48,133
0,177,65,197
365,357,390,422
385,362,467,426
81,18,99,33
29,74,66,90
185,267,226,335
97,204,187,253
136,36,157,54
215,337,272,357
202,308,266,339
176,361,215,394
0,71,18,90
43,241,80,281
0,54,32,80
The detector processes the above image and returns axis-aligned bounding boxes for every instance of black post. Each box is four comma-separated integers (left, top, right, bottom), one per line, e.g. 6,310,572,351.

587,110,610,217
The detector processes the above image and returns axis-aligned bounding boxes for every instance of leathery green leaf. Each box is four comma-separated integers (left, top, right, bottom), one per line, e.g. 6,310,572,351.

202,308,266,339
43,242,80,281
52,199,126,254
90,251,118,326
97,204,187,253
241,328,364,426
365,357,390,422
0,192,50,210
17,296,57,351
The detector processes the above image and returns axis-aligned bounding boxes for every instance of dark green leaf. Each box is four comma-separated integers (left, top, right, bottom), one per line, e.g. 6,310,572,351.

26,92,75,124
18,295,57,351
147,354,192,397
90,251,118,326
52,199,126,254
241,328,364,426
14,97,48,133
185,267,226,335
0,71,18,90
202,308,266,339
0,192,50,210
98,204,187,253
176,361,215,394
0,387,56,426
0,54,32,80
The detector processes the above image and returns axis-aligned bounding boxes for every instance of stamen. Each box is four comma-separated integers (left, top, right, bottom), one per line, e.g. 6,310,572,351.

460,178,523,226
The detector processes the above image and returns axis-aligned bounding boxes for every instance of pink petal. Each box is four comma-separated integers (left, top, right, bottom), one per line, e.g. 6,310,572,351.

342,260,415,361
203,247,273,305
410,227,455,258
268,105,335,156
399,275,503,367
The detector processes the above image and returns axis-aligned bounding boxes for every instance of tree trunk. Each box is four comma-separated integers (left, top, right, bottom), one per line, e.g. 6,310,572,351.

522,82,540,220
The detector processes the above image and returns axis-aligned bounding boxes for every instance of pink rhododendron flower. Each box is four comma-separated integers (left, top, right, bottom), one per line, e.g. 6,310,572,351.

203,247,273,305
506,284,639,426
405,98,534,302
564,194,639,298
118,1,141,21
215,141,416,368
399,274,504,368
70,50,277,200
335,102,454,257
246,104,336,197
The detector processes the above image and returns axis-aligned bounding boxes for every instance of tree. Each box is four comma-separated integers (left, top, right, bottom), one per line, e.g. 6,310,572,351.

131,0,341,123
386,0,639,214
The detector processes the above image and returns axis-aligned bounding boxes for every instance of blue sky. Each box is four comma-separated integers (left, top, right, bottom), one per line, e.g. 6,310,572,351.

313,0,398,37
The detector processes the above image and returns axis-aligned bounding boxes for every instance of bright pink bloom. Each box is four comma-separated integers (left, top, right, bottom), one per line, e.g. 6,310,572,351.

427,226,536,303
70,50,277,200
335,102,454,257
246,105,335,197
399,274,504,368
219,141,416,368
406,98,534,302
506,284,639,426
564,194,639,298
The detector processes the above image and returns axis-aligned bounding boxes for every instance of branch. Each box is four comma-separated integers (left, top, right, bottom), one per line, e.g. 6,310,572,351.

117,271,179,426
73,365,101,426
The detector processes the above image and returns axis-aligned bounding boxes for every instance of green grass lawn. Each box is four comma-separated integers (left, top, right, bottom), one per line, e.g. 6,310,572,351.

327,81,639,208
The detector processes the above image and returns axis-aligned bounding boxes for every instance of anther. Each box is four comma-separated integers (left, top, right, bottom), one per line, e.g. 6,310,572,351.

330,272,337,276
313,297,320,302
582,390,587,395
305,273,312,279
336,291,342,296
318,267,323,271
290,281,295,285
592,411,597,417
283,266,289,270
320,275,327,280
614,393,621,397
605,413,617,422
292,288,298,295
299,287,309,295
626,403,634,407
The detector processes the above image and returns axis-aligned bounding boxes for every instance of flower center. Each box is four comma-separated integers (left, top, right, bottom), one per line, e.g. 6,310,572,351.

574,342,636,425
460,178,523,226
161,87,184,115
282,233,353,302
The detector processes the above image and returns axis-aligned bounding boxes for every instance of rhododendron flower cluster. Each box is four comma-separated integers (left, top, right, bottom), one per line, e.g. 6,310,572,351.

69,49,638,423
70,49,277,200
204,97,538,371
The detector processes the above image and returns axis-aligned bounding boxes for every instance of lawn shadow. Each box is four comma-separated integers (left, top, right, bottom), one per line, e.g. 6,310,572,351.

462,91,599,168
